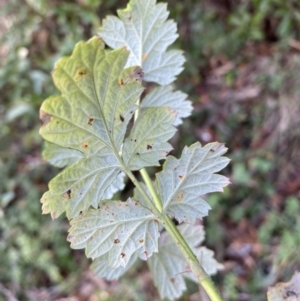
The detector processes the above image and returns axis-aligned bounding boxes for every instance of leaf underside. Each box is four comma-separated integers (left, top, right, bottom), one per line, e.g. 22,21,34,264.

140,85,193,126
148,223,222,300
40,39,144,155
67,199,159,268
91,252,138,280
99,0,184,85
42,141,85,168
40,37,145,219
122,106,176,170
39,0,230,294
40,36,179,219
41,154,122,219
156,142,230,223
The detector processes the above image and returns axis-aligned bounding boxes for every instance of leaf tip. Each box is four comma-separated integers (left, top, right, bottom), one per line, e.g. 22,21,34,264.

66,234,73,242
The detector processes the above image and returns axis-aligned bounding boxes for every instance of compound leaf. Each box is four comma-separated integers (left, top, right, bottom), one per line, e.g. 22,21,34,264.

40,37,143,156
99,0,184,85
156,142,230,223
41,153,122,219
91,252,138,280
67,199,159,268
140,85,193,126
122,107,176,170
148,223,222,301
42,141,84,168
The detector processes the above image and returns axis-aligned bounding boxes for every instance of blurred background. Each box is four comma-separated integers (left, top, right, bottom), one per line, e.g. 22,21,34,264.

1,0,300,300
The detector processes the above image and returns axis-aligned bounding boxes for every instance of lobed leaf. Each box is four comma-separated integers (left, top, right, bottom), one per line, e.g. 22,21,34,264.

40,37,143,156
39,37,145,219
141,85,193,126
41,154,122,219
122,107,176,170
99,0,184,85
156,142,230,223
67,199,159,268
148,223,222,300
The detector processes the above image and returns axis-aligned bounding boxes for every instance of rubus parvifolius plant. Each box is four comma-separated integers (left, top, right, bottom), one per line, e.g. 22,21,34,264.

39,0,230,300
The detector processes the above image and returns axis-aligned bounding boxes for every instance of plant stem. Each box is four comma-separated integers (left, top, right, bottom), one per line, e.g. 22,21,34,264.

131,99,224,301
141,172,224,301
162,215,224,301
139,168,163,212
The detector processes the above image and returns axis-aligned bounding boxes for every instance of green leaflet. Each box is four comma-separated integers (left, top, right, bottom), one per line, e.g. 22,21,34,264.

41,154,122,219
148,223,223,300
39,37,147,219
122,106,176,170
67,199,159,268
40,0,230,299
156,142,230,223
40,37,143,156
140,85,193,126
99,0,184,85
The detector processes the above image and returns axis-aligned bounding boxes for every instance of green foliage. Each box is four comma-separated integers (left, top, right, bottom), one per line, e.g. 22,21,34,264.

3,0,299,299
148,223,222,299
259,197,300,267
39,0,230,300
229,0,300,43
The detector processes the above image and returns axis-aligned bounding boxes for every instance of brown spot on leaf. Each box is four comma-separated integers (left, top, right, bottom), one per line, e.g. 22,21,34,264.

120,253,125,258
176,192,184,202
132,66,144,83
142,53,148,61
39,110,51,126
170,277,175,283
114,239,120,244
82,142,88,149
66,189,71,199
178,175,184,181
78,69,87,76
88,117,94,125
119,78,124,86
147,144,152,150
119,115,124,122
138,239,144,243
